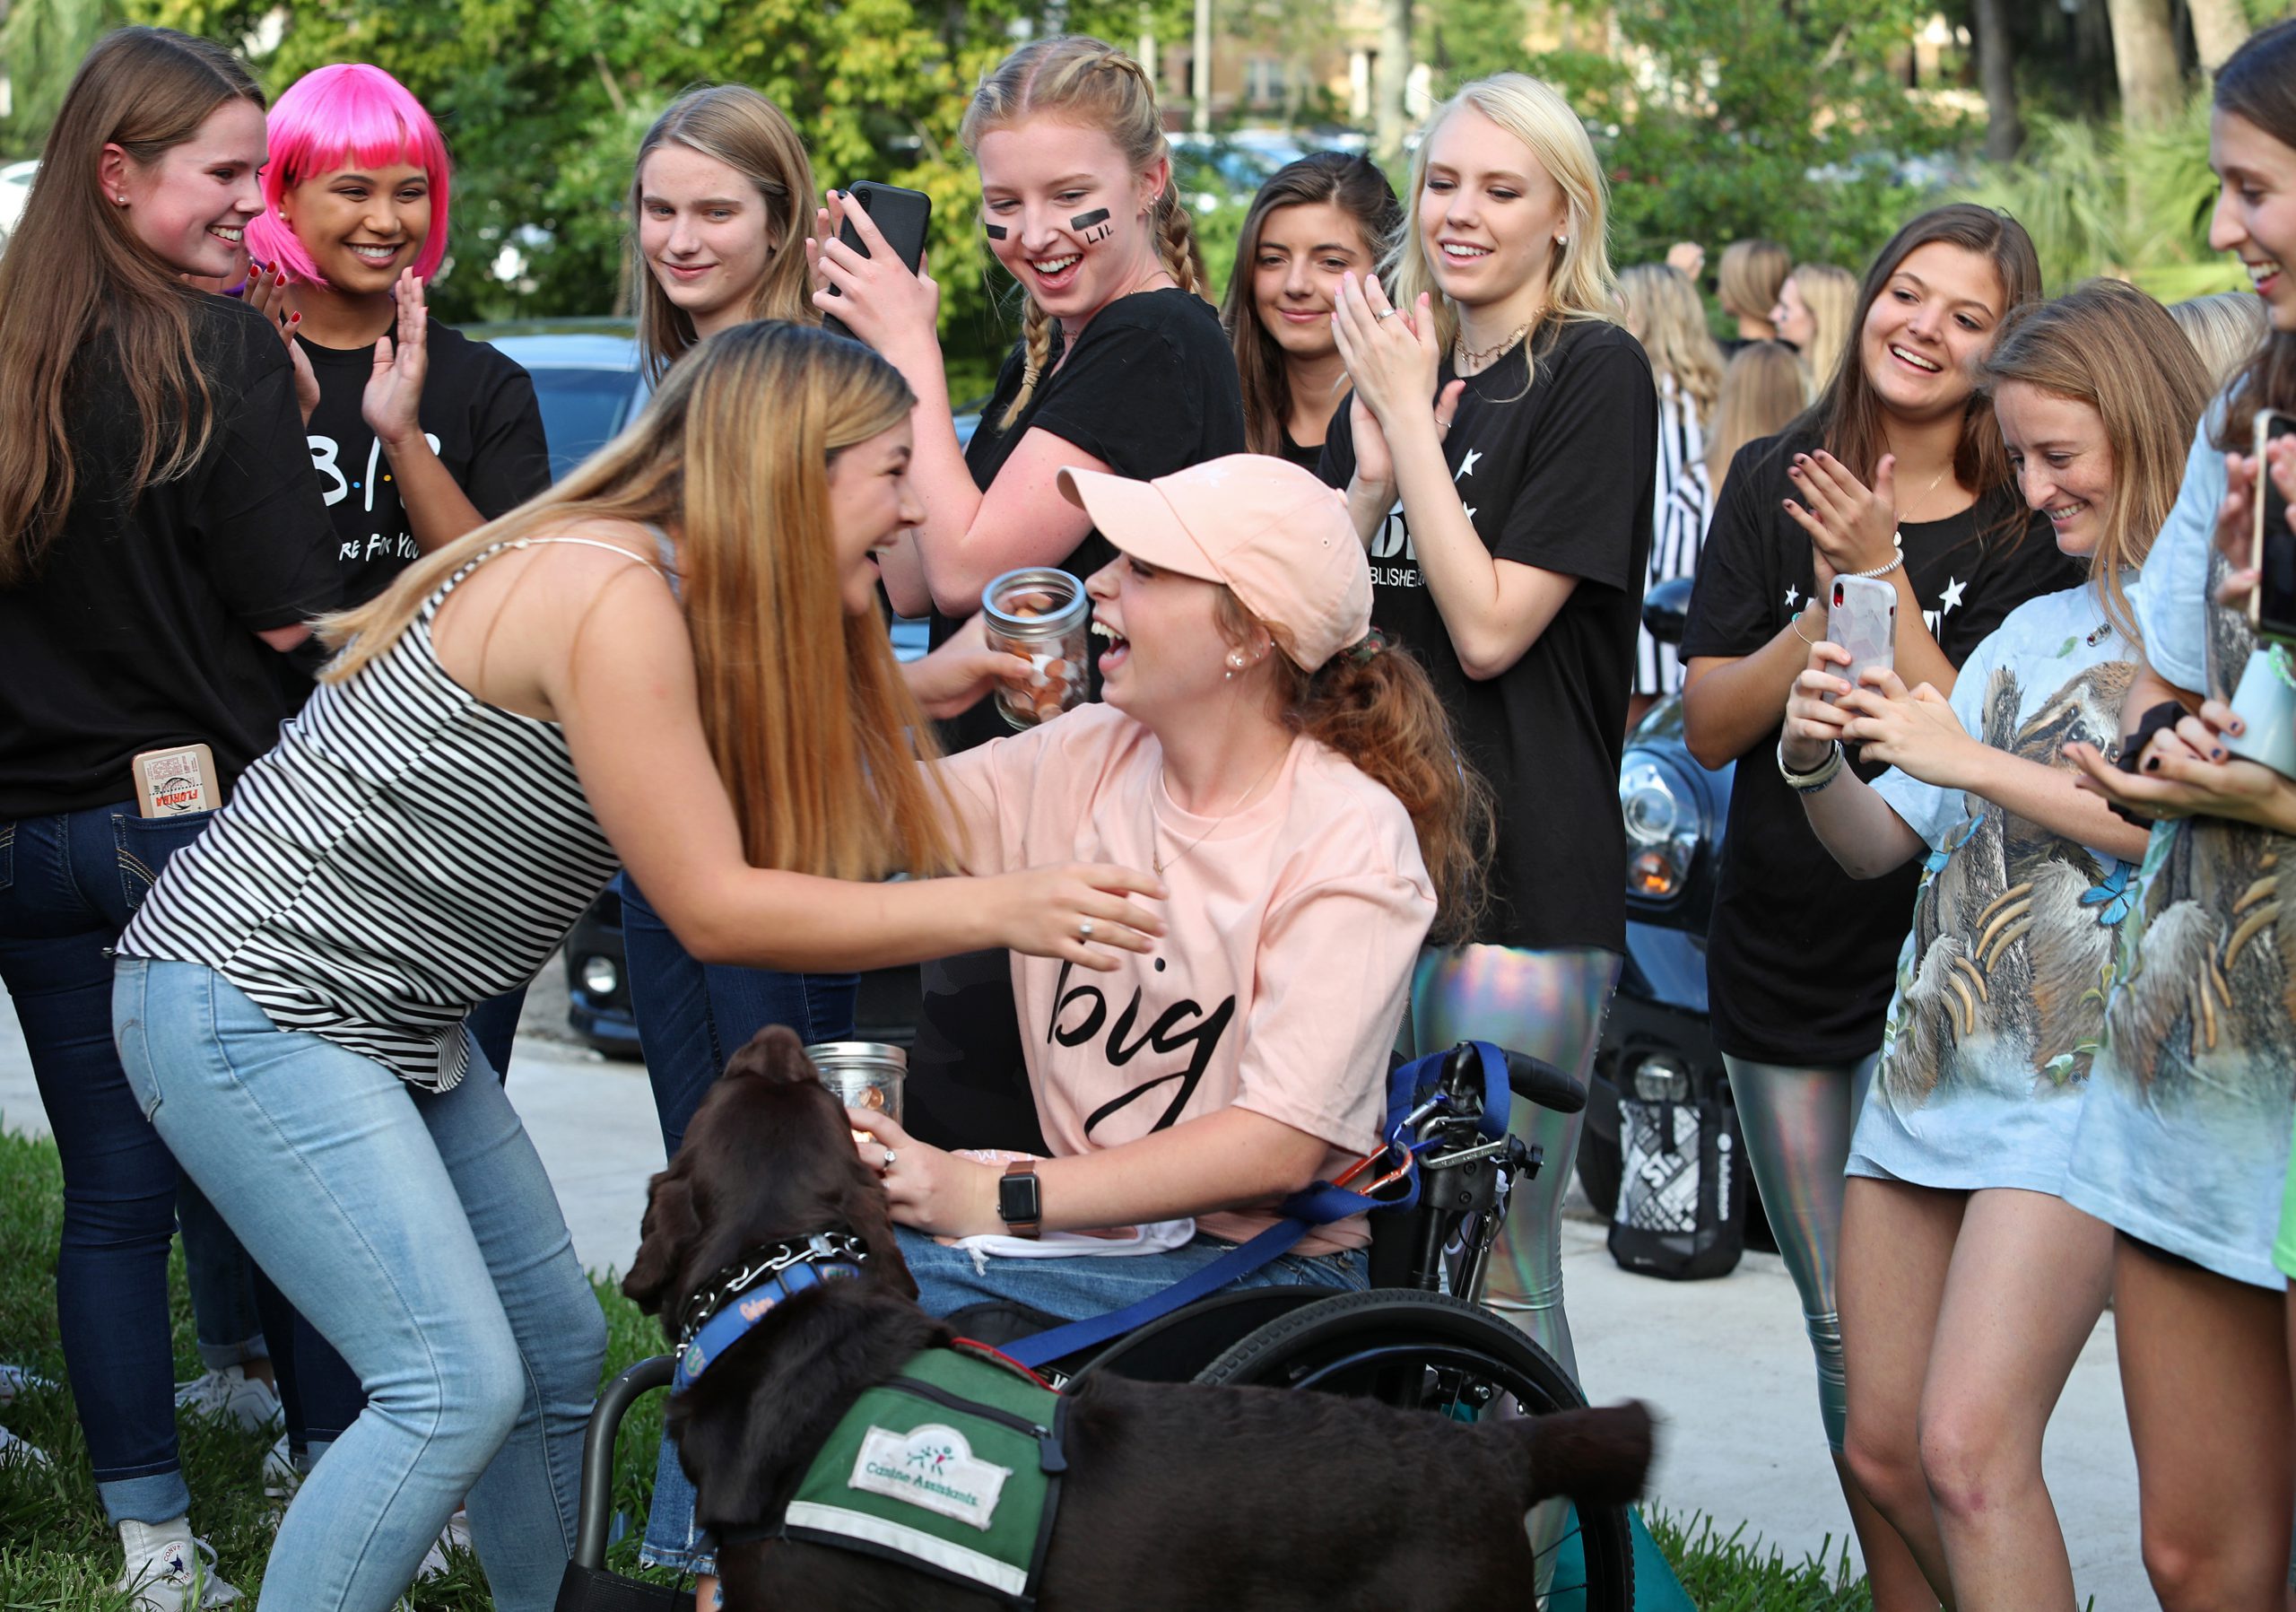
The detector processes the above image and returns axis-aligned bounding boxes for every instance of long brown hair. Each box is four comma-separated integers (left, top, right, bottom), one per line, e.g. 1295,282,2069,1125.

1214,594,1492,938
1705,341,1809,491
1716,240,1790,325
1221,152,1400,458
1802,204,2042,537
1981,280,2212,644
630,84,819,384
320,322,961,882
961,36,1209,431
2213,18,2296,453
0,26,263,586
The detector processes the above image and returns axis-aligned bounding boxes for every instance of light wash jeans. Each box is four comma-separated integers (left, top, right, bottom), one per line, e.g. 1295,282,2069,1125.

113,958,605,1612
638,1227,1368,1574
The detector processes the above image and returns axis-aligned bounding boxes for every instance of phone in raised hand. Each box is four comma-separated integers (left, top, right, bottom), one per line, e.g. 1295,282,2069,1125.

822,181,933,344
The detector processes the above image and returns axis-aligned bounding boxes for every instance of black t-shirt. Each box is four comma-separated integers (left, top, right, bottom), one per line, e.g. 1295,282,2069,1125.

0,293,339,816
1320,318,1658,953
298,323,550,608
1278,427,1325,474
1679,424,2082,1064
934,288,1245,752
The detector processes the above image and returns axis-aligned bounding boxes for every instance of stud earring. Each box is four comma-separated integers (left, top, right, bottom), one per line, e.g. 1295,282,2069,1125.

1555,234,1568,247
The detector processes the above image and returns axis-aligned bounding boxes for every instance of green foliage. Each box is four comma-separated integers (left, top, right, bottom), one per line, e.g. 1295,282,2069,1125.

1958,94,2248,300
1642,1512,1872,1611
0,0,126,152
1528,0,1963,281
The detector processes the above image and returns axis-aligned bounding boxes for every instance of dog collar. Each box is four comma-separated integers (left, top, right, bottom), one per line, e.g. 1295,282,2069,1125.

673,1231,870,1396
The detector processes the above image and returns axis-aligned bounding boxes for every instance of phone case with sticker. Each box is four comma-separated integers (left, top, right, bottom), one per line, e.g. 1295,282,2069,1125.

133,743,219,817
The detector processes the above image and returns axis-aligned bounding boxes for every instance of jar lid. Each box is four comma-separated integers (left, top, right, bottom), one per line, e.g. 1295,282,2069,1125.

804,1041,909,1071
982,567,1088,635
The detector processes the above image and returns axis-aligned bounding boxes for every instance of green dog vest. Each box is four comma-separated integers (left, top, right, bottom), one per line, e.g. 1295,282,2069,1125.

777,1343,1067,1604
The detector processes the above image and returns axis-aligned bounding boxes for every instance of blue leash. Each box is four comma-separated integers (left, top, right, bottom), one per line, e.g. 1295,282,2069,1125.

1002,1042,1512,1371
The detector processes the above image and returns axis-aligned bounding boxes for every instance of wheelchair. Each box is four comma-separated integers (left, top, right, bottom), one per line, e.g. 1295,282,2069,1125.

556,1043,1635,1611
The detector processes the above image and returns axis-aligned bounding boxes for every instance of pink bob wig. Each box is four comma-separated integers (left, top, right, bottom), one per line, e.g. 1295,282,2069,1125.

243,63,451,286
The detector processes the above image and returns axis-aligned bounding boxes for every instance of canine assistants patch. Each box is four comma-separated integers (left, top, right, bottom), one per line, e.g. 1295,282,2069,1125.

779,1345,1065,1605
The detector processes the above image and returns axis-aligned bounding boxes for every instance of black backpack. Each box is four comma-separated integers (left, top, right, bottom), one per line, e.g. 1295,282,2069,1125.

1607,1089,1747,1281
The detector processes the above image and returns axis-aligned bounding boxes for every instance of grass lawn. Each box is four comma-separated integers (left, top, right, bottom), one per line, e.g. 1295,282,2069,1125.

0,1125,1872,1608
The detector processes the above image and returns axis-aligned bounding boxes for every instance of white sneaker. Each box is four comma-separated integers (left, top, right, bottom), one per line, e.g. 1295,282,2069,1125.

115,1520,241,1610
0,1422,50,1468
174,1366,283,1432
0,1363,55,1406
259,1431,301,1500
415,1506,472,1580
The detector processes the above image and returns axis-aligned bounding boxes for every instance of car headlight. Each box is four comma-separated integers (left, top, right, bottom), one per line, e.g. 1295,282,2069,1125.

578,954,621,998
1619,754,1704,902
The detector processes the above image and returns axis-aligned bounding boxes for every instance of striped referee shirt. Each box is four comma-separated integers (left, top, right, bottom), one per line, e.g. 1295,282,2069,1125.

121,539,641,1090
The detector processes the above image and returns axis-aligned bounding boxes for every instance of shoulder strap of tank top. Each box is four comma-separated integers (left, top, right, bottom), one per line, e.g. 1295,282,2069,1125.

513,535,670,580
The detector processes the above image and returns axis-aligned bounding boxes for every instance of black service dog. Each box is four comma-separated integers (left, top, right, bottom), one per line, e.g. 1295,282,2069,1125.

622,1026,1654,1610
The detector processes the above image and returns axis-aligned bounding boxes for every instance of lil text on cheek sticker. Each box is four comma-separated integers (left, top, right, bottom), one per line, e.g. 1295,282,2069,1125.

1070,208,1114,244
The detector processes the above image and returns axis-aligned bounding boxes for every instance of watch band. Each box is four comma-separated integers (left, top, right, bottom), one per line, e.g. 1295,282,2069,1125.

999,1158,1042,1240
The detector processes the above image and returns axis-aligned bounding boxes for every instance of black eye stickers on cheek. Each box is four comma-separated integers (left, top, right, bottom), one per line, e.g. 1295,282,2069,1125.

1070,208,1113,243
985,223,1008,240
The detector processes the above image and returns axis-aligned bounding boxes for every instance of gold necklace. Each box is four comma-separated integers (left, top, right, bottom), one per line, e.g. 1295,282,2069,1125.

1453,322,1531,372
1152,751,1286,876
1896,462,1951,523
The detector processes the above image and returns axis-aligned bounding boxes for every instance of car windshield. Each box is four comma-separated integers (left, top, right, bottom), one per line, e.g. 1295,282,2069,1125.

527,368,642,481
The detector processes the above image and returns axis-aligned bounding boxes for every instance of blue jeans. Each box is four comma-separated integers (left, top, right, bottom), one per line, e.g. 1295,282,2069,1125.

638,1227,1367,1574
114,959,605,1612
0,805,213,1524
619,876,857,1158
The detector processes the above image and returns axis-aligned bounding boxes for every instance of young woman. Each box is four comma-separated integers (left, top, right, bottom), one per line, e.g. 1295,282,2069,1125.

1717,237,1790,349
1781,279,2206,1610
1621,261,1724,717
1222,151,1400,470
631,83,816,382
2055,22,2296,1606
112,323,1162,1612
1318,71,1657,1385
1676,203,2074,1608
813,34,1245,1159
0,28,336,1608
1770,261,1857,392
857,455,1481,1308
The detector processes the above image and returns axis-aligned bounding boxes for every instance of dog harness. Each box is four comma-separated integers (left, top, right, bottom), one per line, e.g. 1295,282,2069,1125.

772,1342,1067,1606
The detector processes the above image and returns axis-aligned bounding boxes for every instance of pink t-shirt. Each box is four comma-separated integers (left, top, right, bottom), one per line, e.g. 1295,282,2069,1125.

935,704,1437,1253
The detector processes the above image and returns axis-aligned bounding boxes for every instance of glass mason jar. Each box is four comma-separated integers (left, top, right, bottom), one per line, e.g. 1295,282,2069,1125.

805,1041,907,1139
981,567,1091,730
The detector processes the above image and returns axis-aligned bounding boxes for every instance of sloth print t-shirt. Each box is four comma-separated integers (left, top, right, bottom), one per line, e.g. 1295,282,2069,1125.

933,703,1437,1253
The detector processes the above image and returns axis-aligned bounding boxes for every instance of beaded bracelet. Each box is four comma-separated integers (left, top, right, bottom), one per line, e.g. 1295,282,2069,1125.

1847,541,1906,581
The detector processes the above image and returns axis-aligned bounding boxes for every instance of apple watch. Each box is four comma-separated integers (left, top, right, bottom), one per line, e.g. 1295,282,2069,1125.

997,1158,1042,1240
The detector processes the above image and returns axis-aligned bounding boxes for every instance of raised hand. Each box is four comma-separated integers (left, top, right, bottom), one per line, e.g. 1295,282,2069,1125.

1330,272,1442,431
1784,450,1900,582
807,190,940,356
362,268,429,449
243,261,318,426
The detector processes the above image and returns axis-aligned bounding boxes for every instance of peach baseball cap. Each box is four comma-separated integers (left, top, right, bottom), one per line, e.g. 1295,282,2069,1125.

1056,456,1373,672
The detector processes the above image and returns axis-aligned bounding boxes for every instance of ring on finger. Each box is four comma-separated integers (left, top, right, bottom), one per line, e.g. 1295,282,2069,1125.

879,1147,897,1173
1375,308,1399,320
1078,918,1094,942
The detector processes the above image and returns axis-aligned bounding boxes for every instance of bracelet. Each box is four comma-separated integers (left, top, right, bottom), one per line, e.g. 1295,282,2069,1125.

1847,539,1906,581
1790,609,1821,647
1778,738,1844,794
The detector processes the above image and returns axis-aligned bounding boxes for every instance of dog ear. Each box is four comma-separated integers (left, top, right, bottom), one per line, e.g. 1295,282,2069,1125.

725,1024,813,1085
622,1170,700,1320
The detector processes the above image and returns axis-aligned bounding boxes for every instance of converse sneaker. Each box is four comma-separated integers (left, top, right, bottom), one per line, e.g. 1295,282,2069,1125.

259,1430,303,1501
0,1422,50,1468
115,1520,241,1610
0,1363,55,1405
173,1365,283,1432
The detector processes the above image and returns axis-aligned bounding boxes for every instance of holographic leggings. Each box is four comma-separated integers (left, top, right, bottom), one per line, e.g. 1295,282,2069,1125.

1719,1051,1879,1454
1409,944,1622,1386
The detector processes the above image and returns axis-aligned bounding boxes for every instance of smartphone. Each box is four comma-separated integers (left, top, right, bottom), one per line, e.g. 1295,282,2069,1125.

822,181,933,343
2250,408,2296,641
133,743,219,816
1823,575,1897,705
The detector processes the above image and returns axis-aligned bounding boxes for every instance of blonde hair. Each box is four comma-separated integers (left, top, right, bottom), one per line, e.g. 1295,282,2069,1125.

1785,263,1857,394
1704,341,1809,491
319,322,960,882
2170,290,2269,391
961,36,1206,431
630,85,819,383
1384,72,1619,355
1619,263,1722,418
1981,280,2213,646
1717,239,1790,324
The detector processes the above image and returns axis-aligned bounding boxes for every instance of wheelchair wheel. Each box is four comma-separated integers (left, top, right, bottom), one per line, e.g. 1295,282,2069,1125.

1195,1289,1635,1612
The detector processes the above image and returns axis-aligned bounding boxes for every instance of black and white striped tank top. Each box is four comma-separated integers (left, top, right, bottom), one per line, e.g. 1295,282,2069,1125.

121,536,660,1090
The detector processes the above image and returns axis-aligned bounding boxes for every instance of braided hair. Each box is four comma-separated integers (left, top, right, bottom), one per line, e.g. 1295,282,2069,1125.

961,37,1206,429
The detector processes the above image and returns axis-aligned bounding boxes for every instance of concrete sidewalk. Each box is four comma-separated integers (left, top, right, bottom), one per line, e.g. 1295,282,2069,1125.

0,978,2151,1606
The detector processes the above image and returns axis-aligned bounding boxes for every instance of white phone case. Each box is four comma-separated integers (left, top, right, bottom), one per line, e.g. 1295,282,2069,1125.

1823,575,1897,704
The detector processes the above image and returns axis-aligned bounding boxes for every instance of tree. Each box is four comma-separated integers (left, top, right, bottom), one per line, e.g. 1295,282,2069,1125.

2103,0,2182,134
1970,0,2022,163
1,0,122,152
2187,0,2252,74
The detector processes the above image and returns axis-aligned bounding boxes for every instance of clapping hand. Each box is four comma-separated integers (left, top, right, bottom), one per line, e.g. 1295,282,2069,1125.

1784,450,1900,594
243,261,319,426
362,269,430,449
